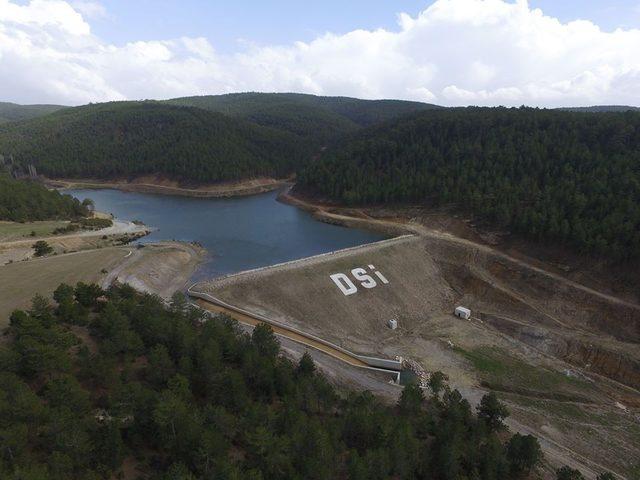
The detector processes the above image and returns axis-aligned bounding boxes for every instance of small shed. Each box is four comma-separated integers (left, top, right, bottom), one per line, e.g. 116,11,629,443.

454,306,471,320
387,319,398,330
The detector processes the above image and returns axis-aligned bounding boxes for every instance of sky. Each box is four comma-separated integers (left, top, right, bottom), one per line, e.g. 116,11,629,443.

1,0,640,107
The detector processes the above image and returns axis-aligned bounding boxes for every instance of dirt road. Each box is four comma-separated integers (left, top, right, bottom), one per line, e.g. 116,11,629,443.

281,189,640,314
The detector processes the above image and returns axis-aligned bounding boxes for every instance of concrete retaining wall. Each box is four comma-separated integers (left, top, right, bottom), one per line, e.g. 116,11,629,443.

188,286,403,378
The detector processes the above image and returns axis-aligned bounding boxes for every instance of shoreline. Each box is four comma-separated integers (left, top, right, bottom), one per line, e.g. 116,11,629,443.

277,186,640,308
277,187,414,237
47,176,291,198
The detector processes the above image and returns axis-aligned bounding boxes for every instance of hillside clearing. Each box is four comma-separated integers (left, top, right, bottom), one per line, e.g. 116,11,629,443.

0,247,128,323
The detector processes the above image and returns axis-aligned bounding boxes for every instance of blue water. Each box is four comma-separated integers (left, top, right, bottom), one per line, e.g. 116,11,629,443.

66,188,385,280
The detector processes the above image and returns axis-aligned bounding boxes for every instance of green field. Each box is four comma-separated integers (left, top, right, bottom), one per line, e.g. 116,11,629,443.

0,247,127,323
0,220,69,242
457,346,596,402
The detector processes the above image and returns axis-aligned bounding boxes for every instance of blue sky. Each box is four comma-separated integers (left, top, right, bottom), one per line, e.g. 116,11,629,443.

89,0,640,49
2,0,640,105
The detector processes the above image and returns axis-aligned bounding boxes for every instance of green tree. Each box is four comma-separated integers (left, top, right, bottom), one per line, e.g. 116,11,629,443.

296,352,316,377
43,375,91,414
596,473,616,480
506,433,542,477
428,371,448,398
398,383,425,416
147,344,176,386
32,240,52,257
53,284,75,304
477,392,509,431
251,324,280,360
556,466,586,480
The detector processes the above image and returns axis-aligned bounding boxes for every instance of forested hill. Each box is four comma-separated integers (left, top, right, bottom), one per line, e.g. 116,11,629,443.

0,102,66,124
165,92,440,145
0,102,309,183
558,105,640,113
298,107,640,261
0,174,88,221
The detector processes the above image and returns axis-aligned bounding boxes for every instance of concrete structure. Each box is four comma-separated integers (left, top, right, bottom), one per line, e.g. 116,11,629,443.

455,306,471,319
187,285,404,382
387,318,398,330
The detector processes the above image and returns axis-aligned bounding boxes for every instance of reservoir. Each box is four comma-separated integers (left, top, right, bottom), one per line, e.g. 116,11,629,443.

66,188,385,280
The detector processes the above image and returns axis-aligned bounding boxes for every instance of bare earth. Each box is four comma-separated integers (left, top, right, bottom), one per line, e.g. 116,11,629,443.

103,241,206,299
47,175,290,198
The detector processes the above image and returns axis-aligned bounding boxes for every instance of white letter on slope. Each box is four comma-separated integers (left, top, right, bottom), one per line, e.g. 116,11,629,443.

330,273,358,296
351,268,377,289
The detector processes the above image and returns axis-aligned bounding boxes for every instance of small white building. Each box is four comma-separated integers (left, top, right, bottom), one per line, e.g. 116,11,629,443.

387,319,398,330
454,306,471,320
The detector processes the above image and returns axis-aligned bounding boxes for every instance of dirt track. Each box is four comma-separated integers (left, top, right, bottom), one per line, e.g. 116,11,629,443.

281,188,640,313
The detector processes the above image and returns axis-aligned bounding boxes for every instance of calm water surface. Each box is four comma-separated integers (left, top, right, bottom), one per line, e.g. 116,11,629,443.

67,188,385,280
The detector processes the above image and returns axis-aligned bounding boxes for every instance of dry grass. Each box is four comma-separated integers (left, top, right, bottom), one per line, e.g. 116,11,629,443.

0,247,128,324
0,220,69,242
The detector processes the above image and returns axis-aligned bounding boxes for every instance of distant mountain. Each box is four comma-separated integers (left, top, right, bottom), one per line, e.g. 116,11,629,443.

557,105,640,113
0,102,66,124
0,101,309,184
165,92,440,145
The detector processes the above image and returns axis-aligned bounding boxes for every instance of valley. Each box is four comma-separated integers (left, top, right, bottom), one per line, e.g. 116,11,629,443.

0,93,638,480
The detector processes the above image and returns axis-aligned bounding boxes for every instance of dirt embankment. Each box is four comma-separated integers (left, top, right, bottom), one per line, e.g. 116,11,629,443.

104,242,206,299
47,175,291,198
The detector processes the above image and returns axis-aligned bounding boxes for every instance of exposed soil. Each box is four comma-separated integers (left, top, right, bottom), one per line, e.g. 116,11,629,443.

47,175,290,198
103,241,206,299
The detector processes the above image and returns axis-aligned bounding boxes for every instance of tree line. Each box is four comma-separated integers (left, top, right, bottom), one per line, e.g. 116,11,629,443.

298,107,640,261
0,174,88,221
0,283,597,480
0,102,310,184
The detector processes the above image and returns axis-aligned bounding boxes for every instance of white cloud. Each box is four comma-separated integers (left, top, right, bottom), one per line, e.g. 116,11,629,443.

1,0,639,107
0,0,90,35
70,1,107,19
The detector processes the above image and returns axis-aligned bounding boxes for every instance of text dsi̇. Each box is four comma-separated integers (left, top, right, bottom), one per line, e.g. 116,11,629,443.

329,265,389,296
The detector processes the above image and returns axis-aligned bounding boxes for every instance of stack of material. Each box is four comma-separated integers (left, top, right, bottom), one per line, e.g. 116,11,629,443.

403,357,429,388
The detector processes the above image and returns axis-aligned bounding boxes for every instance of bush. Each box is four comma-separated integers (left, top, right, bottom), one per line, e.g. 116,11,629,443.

32,240,53,257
